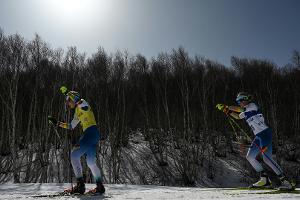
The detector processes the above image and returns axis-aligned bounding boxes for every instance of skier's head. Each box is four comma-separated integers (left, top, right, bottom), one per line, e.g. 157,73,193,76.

236,92,253,107
65,91,80,109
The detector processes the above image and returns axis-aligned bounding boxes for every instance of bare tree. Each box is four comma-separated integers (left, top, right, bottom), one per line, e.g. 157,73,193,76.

0,34,28,183
292,50,300,68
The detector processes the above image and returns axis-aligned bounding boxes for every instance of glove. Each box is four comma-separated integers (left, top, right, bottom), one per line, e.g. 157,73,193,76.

216,104,229,114
60,86,69,95
48,116,58,125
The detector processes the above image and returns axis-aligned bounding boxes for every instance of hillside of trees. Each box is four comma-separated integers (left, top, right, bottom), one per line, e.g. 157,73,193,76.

0,30,299,186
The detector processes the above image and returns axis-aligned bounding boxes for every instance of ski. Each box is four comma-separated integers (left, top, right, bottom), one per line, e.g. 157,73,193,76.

236,187,275,190
31,191,80,198
229,187,299,194
237,181,297,192
31,191,109,198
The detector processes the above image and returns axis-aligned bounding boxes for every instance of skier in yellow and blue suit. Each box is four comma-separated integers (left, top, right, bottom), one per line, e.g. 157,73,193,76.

50,86,105,195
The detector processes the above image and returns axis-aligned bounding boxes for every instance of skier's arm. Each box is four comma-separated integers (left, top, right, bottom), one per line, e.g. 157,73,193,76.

216,104,244,119
58,115,80,130
228,112,241,120
228,106,244,113
58,122,71,129
228,106,244,119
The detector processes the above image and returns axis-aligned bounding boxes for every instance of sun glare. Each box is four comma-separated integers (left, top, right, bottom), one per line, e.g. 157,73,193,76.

57,0,86,18
43,0,112,27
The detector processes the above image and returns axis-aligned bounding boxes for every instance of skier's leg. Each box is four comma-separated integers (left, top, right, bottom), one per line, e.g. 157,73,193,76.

80,126,105,194
73,125,99,179
66,145,88,194
259,129,293,189
86,144,105,194
86,144,102,182
80,126,102,182
247,136,273,188
259,129,283,176
70,145,88,178
262,145,283,175
246,138,263,172
262,148,293,189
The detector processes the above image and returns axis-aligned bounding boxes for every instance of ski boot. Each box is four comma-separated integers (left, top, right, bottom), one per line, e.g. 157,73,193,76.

64,177,85,194
86,181,105,195
249,172,273,189
278,176,294,191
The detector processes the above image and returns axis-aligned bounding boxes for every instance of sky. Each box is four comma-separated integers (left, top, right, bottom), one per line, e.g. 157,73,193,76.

0,0,300,67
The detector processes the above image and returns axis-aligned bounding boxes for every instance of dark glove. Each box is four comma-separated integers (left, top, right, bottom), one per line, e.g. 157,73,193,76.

48,116,58,125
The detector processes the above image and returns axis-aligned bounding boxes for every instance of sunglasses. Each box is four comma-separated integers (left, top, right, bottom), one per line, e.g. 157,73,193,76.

237,99,249,104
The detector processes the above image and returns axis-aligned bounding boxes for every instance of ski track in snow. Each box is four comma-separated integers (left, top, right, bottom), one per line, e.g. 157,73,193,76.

0,183,299,200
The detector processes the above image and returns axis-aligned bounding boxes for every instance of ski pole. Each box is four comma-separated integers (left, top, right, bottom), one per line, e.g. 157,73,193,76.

53,126,62,142
226,115,252,141
48,116,62,142
226,114,239,139
63,105,73,191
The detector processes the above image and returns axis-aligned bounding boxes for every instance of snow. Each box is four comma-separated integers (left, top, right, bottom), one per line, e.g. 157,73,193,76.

0,183,299,200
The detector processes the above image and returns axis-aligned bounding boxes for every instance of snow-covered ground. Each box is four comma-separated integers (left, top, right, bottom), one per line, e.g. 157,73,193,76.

0,183,299,200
